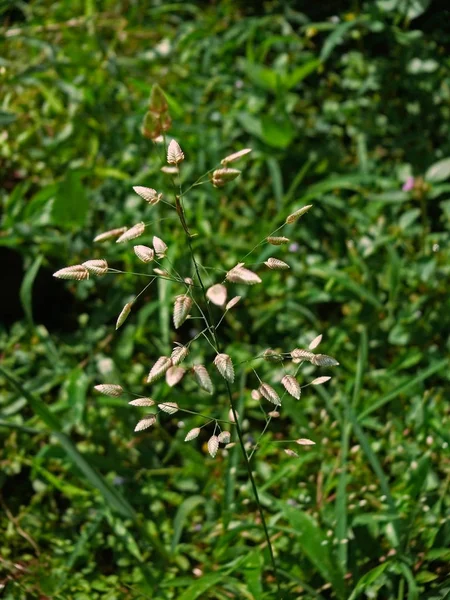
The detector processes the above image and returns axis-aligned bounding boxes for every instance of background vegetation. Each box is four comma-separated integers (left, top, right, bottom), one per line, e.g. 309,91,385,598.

1,0,449,598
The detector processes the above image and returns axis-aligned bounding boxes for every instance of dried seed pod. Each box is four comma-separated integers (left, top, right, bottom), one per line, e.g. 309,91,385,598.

258,383,281,406
192,365,214,394
284,449,299,458
311,376,332,385
167,139,184,164
281,375,301,400
185,427,201,442
153,236,167,258
147,356,172,383
173,295,192,329
134,415,156,431
264,258,290,270
161,166,178,174
134,245,155,263
309,334,323,350
142,110,161,140
311,354,339,367
267,236,290,245
214,354,234,383
171,344,189,366
295,438,316,446
116,302,133,330
166,366,185,387
206,284,227,306
158,402,179,415
128,398,155,407
218,431,231,444
116,222,145,244
94,384,123,397
207,435,219,458
226,296,241,310
93,226,127,243
220,148,252,165
53,265,89,281
286,204,313,224
82,259,108,276
226,263,261,285
211,168,241,187
291,349,315,364
153,268,169,277
133,186,162,205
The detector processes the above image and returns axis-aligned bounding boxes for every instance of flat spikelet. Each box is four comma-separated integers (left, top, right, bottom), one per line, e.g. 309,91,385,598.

226,263,261,285
166,366,185,387
221,148,252,165
267,236,290,245
128,398,155,407
285,449,299,458
116,302,133,330
258,383,281,406
133,186,162,205
214,354,234,383
53,265,89,281
94,227,127,243
192,365,214,394
161,166,178,174
264,257,290,270
286,204,313,224
134,415,156,431
218,431,231,444
291,349,315,364
311,354,339,367
153,236,167,258
167,139,184,164
173,295,192,329
147,356,172,383
309,334,322,350
211,168,241,187
207,435,219,458
171,344,189,366
281,375,301,400
94,384,123,397
226,296,241,310
185,427,201,442
116,222,145,244
296,438,316,446
134,245,154,263
263,349,283,363
82,259,108,276
311,376,332,385
206,284,227,306
158,402,178,415
153,268,169,277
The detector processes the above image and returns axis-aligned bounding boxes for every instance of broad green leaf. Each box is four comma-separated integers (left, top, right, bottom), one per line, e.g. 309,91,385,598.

261,116,294,149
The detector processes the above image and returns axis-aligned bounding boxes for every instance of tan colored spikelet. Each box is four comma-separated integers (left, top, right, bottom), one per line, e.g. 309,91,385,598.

153,236,167,258
309,335,322,350
147,356,172,383
226,296,241,310
259,383,281,406
214,353,234,383
192,365,214,394
173,295,192,329
116,302,133,330
171,344,189,366
228,408,239,423
295,438,316,446
161,165,178,174
166,366,185,387
218,431,231,444
153,268,169,277
133,186,162,206
268,410,280,418
286,204,313,224
167,139,184,164
94,384,123,397
184,277,194,286
53,265,89,281
158,402,178,415
93,226,127,243
185,427,201,442
129,398,155,407
251,389,261,401
148,84,168,115
263,348,283,363
264,257,290,270
267,236,290,245
206,284,227,307
211,168,241,187
207,435,219,458
284,449,300,458
281,375,301,400
291,348,315,364
116,222,145,244
311,354,339,367
134,415,156,431
221,148,252,165
226,263,261,285
134,245,154,263
82,259,108,276
311,376,332,385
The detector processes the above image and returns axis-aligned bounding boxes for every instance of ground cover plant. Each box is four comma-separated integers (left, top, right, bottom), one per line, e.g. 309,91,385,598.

1,1,449,598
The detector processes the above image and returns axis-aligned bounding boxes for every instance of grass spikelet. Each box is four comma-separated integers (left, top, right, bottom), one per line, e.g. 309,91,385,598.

128,398,155,407
311,376,332,385
214,353,234,383
218,431,231,444
295,438,316,446
311,354,339,367
192,364,214,394
53,265,89,281
167,139,184,164
147,356,172,383
116,302,133,330
264,257,290,270
185,427,201,442
173,295,192,329
226,296,241,310
286,204,313,224
134,245,154,263
220,148,252,165
309,334,322,350
153,236,167,258
263,349,283,363
284,449,299,458
228,408,239,423
267,236,290,245
206,284,227,306
226,263,261,285
291,348,315,364
171,344,189,366
134,415,156,431
133,186,162,205
166,366,185,387
116,222,145,244
258,383,281,406
153,268,169,277
158,402,178,415
207,435,219,458
251,389,261,401
211,168,241,187
281,375,301,400
82,259,108,276
94,384,123,397
93,226,127,243
161,166,178,174
268,410,280,418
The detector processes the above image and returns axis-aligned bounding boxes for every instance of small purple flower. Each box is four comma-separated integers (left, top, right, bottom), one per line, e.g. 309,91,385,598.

402,176,415,192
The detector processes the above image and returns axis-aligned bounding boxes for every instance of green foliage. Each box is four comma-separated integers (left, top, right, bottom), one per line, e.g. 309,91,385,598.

1,1,449,598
